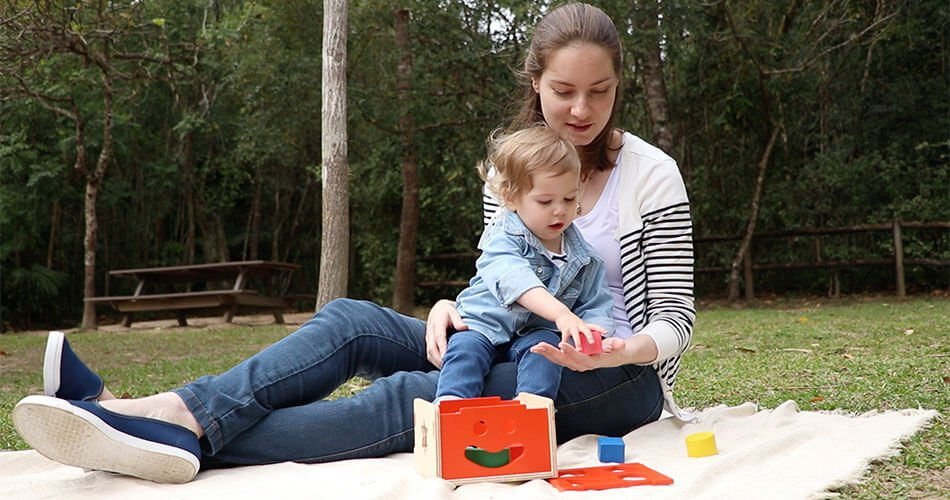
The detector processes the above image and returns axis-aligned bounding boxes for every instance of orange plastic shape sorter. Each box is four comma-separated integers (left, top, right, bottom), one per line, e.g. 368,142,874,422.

413,395,557,485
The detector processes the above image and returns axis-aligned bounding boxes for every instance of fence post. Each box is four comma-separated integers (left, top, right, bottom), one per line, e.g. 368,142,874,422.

893,218,906,297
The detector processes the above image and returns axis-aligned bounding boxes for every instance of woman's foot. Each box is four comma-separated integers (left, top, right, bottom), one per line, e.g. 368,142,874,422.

43,331,107,401
100,392,205,438
12,395,201,483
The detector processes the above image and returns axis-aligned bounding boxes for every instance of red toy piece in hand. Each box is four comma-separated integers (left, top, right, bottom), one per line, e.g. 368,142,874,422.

578,333,603,355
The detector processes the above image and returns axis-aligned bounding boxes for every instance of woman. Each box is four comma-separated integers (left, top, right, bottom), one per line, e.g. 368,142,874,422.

12,2,695,484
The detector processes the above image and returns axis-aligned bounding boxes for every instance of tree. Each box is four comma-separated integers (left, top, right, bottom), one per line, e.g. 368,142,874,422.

391,7,419,314
631,0,675,159
716,1,897,301
316,0,348,310
0,1,187,328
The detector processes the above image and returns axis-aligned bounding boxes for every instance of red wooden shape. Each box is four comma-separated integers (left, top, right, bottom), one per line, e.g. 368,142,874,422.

548,463,674,491
578,333,603,354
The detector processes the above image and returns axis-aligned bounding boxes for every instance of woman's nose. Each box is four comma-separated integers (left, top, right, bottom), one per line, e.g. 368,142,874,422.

571,95,590,119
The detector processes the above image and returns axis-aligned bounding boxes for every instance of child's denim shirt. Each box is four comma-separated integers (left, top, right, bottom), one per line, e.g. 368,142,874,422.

456,209,615,345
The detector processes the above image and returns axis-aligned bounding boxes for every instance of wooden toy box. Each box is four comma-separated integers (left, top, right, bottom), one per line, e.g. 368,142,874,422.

413,394,557,485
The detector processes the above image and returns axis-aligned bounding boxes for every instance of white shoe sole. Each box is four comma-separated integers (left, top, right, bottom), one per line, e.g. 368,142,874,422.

12,396,199,484
43,331,65,397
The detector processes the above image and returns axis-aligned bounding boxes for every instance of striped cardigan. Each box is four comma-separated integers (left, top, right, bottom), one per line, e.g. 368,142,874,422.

482,132,697,420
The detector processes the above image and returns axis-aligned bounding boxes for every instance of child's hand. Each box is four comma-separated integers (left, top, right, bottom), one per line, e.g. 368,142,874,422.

554,312,594,348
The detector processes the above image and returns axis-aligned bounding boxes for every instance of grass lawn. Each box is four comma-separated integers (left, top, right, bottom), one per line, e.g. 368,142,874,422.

1,295,946,498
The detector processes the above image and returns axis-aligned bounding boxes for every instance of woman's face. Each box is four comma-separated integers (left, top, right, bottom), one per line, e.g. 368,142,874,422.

532,42,618,147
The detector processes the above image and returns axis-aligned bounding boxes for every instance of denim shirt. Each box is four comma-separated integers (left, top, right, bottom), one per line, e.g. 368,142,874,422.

456,209,615,345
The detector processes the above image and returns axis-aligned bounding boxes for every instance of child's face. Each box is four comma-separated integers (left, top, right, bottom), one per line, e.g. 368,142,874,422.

507,170,579,252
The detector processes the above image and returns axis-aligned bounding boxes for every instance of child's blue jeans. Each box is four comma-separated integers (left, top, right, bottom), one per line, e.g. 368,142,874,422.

435,329,563,400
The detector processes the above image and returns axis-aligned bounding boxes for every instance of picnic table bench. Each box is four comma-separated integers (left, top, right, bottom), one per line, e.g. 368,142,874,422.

85,260,302,327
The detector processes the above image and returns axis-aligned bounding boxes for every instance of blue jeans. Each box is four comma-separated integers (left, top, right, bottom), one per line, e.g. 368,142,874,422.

436,329,563,400
174,299,664,467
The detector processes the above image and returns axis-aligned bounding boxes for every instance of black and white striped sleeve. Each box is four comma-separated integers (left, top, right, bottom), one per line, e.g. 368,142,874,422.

482,184,501,228
620,157,695,388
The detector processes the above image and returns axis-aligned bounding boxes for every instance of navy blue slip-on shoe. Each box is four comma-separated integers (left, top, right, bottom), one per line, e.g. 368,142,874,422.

43,331,104,401
12,395,201,484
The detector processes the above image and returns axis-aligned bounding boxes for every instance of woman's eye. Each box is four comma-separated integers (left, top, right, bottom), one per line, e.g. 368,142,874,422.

552,89,571,96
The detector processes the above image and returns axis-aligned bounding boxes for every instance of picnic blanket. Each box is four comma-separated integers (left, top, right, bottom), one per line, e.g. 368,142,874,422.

0,400,938,500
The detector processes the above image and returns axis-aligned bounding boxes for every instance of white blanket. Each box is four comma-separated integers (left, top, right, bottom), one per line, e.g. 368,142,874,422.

1,400,937,500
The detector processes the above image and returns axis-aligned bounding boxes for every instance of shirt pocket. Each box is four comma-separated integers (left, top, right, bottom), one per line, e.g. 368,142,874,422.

559,279,582,309
526,254,554,285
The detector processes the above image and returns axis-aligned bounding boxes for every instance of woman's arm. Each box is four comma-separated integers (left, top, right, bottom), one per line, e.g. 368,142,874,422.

529,334,657,371
425,300,467,368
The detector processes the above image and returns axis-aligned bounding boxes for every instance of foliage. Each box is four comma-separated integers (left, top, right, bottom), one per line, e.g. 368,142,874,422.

1,0,947,329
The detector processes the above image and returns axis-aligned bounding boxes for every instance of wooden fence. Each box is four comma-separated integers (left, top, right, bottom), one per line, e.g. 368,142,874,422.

420,219,949,299
694,220,949,299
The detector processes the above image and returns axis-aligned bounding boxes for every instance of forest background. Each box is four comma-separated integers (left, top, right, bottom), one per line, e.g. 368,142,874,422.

1,0,947,331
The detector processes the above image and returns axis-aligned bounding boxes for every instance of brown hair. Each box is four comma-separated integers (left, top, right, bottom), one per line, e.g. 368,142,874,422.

510,2,623,176
478,126,580,204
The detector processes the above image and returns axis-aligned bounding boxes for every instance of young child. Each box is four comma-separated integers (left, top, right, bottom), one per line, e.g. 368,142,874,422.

435,126,615,404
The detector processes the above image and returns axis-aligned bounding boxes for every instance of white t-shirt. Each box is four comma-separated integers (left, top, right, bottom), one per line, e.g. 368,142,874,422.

572,164,633,339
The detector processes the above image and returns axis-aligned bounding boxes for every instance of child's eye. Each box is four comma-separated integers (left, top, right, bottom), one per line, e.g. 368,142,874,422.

538,200,552,205
565,196,576,202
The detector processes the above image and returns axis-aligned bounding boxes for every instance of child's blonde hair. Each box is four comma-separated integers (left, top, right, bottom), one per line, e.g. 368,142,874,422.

478,126,580,204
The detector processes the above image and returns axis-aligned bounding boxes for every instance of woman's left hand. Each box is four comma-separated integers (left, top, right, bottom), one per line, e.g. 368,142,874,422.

530,337,631,371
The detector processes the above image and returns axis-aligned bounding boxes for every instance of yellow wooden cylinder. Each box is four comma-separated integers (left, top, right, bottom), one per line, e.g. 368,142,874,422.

685,431,718,457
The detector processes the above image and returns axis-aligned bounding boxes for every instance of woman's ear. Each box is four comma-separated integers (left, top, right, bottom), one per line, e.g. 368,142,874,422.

531,77,540,94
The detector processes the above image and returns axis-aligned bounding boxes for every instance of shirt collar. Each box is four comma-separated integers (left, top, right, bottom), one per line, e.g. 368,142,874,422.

487,209,591,265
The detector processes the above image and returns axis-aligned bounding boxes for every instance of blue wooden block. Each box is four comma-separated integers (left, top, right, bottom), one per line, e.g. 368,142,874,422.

597,436,625,463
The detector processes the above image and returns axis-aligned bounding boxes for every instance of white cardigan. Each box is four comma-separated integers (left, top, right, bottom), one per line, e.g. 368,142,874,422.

483,132,697,421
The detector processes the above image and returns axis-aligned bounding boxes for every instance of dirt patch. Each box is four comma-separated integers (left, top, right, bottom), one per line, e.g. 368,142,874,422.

14,311,316,337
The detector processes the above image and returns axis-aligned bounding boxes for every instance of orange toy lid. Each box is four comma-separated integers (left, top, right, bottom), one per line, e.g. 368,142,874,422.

548,462,673,491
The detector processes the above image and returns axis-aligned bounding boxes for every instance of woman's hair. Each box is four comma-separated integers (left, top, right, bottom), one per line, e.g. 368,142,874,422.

510,2,623,175
478,126,580,204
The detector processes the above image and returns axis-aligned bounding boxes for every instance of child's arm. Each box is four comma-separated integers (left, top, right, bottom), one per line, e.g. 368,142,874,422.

517,288,601,347
570,258,615,337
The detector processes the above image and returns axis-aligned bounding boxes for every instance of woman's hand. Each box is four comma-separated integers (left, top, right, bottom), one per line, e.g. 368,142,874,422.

425,300,467,368
530,335,658,372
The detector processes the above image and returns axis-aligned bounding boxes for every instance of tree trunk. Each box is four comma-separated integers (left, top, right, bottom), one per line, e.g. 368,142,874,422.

282,177,314,263
180,131,197,265
316,0,349,310
635,0,675,161
246,166,262,260
727,124,779,302
81,49,115,329
391,8,419,314
47,200,60,269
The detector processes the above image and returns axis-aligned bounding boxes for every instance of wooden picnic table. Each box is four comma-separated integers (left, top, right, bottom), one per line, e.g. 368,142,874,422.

85,260,302,327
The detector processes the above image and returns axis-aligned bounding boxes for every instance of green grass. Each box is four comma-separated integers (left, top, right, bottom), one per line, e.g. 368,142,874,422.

1,296,946,498
679,296,949,498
